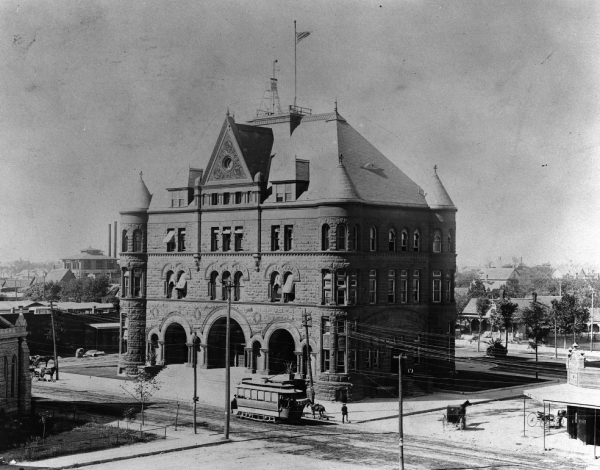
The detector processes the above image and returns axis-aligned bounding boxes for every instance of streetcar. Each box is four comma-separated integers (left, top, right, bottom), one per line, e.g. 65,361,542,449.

234,377,307,422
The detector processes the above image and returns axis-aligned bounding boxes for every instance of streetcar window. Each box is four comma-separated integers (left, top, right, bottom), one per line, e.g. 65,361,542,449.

251,390,257,400
243,389,250,398
270,393,277,402
257,390,264,401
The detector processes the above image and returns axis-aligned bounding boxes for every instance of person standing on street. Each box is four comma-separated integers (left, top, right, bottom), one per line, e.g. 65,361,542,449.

341,403,349,423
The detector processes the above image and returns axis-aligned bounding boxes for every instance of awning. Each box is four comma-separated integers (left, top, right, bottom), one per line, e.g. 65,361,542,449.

163,231,175,243
176,273,188,290
123,271,130,277
282,274,295,294
222,229,231,234
234,228,244,234
273,274,281,287
168,273,177,285
524,383,600,410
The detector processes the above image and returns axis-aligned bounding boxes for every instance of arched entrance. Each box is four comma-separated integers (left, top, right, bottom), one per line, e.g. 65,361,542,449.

268,329,296,375
207,317,245,368
164,323,187,364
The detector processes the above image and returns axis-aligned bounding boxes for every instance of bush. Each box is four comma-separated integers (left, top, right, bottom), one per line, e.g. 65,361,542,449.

486,339,507,357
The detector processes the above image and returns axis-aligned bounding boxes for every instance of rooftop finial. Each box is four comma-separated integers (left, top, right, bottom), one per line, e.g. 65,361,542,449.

433,165,438,174
139,171,143,178
334,98,338,113
339,153,343,165
226,107,230,116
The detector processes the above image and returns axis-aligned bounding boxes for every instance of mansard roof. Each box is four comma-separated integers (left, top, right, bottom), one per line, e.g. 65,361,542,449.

258,112,430,206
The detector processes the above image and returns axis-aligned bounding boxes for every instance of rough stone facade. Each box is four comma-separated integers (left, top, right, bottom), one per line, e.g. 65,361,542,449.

0,314,31,416
118,110,457,400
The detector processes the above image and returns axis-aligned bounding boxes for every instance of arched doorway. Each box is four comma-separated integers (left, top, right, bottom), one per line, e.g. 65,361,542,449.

164,323,188,364
268,329,296,375
206,317,245,368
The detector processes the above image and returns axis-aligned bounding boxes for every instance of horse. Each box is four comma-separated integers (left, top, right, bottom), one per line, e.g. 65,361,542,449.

311,403,326,419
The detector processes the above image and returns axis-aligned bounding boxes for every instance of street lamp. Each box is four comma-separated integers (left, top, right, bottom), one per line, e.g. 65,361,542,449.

222,278,238,440
590,286,595,352
191,331,198,434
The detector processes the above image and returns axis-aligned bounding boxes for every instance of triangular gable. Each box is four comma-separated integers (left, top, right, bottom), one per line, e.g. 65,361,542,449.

202,116,253,186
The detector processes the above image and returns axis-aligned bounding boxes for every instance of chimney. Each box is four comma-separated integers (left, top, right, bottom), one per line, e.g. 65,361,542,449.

108,224,112,257
532,292,538,303
113,221,117,258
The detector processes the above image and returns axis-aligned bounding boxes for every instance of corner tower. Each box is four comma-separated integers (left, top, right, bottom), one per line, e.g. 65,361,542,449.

117,172,152,375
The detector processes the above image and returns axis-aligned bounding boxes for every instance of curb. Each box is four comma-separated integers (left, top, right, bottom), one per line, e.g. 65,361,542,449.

29,437,233,469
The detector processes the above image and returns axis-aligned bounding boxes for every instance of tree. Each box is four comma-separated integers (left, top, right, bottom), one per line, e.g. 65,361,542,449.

120,371,161,425
455,270,479,288
489,299,518,350
468,279,488,299
518,300,551,377
551,293,590,346
476,297,491,352
61,276,111,303
24,281,62,302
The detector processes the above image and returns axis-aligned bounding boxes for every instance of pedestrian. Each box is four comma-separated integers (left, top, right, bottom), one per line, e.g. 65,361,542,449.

341,403,349,423
231,394,238,414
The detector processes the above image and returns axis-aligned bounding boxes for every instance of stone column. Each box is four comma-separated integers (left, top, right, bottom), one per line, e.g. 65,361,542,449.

186,342,193,365
198,344,208,368
245,347,253,373
158,341,165,365
260,348,269,375
295,351,303,378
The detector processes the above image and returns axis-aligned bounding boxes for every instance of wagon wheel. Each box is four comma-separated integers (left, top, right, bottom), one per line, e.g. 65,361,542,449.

527,412,538,427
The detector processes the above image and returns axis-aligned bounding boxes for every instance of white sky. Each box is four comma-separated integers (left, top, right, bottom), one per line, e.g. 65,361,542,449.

0,0,598,267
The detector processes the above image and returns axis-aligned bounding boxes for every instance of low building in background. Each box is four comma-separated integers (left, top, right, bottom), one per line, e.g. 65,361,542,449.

0,313,31,416
60,246,119,281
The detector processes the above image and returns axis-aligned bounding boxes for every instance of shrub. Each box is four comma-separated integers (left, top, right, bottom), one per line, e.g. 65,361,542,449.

486,339,507,357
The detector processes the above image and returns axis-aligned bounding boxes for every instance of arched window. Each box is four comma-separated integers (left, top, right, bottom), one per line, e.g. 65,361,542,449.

208,271,218,300
370,226,378,252
221,271,231,300
175,270,187,299
11,355,16,398
433,230,442,253
336,224,347,251
282,272,295,303
389,229,396,252
413,230,420,252
234,272,244,301
401,229,408,252
133,230,142,252
165,270,175,298
122,230,128,253
321,224,330,250
269,271,282,302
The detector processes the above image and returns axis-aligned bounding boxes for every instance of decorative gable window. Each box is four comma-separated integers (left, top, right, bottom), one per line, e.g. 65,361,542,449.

433,230,442,253
336,224,347,251
164,229,175,252
433,270,442,303
370,226,378,252
413,230,420,252
321,224,330,250
401,229,408,252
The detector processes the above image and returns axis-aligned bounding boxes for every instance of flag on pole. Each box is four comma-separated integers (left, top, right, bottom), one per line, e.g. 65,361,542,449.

296,31,311,44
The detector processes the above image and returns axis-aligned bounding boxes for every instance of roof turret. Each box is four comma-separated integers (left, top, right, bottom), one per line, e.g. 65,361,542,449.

130,171,152,211
425,166,456,210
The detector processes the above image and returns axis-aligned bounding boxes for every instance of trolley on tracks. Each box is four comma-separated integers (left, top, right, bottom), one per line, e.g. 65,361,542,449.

234,377,307,423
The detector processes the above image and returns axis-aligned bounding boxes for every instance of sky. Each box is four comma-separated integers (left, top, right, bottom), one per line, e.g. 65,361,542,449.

0,0,599,268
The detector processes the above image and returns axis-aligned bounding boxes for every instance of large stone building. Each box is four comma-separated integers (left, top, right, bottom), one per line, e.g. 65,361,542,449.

0,313,31,416
118,107,457,400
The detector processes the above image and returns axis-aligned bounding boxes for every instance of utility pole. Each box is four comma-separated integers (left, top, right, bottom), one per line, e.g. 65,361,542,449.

397,353,405,470
302,310,315,403
50,299,59,380
191,332,198,434
223,279,235,440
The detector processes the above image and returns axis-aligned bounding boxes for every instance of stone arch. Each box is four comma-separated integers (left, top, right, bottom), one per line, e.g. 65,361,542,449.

203,261,250,281
161,263,192,278
200,306,252,344
262,321,302,349
263,263,301,282
159,313,194,343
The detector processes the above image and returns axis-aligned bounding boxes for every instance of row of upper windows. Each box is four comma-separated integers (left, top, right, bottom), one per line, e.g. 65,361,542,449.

150,267,453,305
322,225,453,253
63,260,116,270
202,192,258,206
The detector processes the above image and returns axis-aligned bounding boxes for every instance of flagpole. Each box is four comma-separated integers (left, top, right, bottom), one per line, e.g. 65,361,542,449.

294,20,297,107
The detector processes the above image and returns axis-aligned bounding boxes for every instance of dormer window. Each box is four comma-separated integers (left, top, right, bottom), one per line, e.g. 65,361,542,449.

275,183,293,202
171,190,187,208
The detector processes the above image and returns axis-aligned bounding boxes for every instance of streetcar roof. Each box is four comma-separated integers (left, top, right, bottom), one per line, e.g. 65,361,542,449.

237,379,303,394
